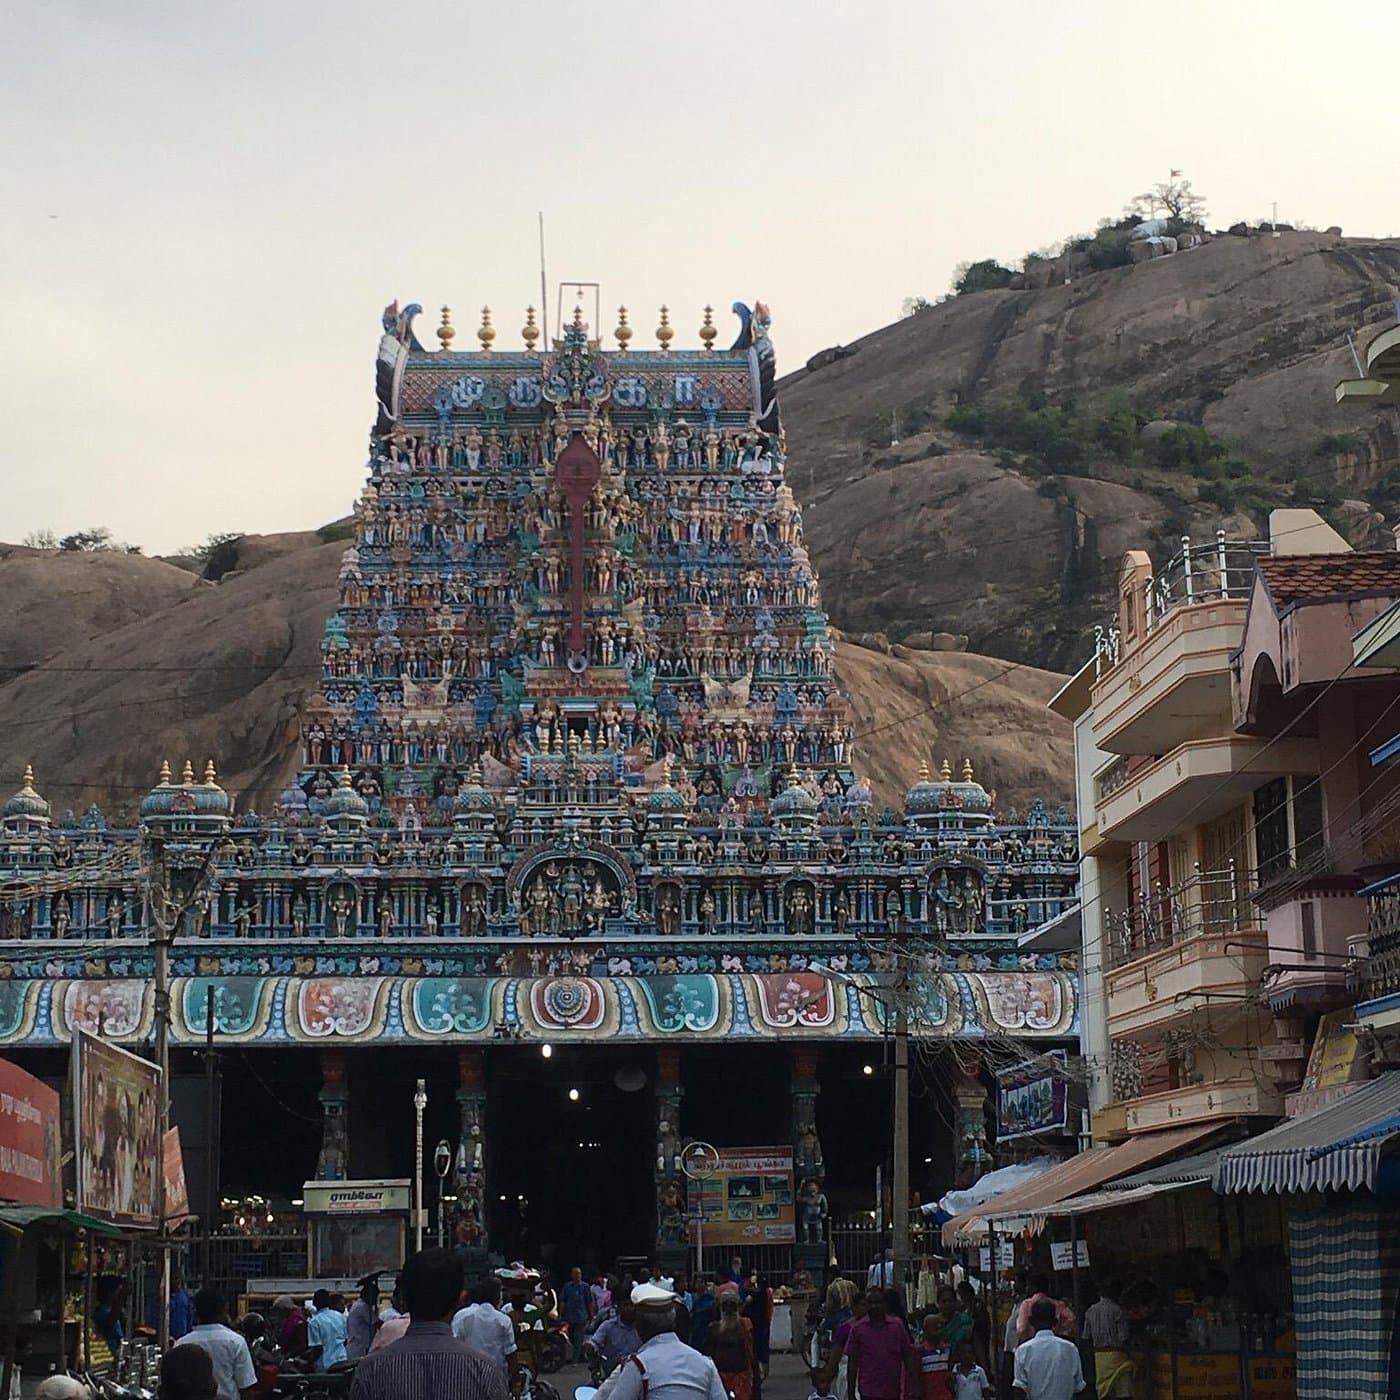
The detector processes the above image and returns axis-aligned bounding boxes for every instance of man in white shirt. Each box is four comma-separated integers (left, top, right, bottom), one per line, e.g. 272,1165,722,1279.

452,1277,519,1379
596,1285,727,1400
173,1289,256,1400
1012,1299,1085,1400
866,1249,895,1288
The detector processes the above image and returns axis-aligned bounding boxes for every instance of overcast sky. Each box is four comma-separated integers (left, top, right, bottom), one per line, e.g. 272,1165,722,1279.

3,0,1397,555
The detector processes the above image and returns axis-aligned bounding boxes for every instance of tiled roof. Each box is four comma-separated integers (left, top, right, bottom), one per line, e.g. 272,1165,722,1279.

1257,552,1400,608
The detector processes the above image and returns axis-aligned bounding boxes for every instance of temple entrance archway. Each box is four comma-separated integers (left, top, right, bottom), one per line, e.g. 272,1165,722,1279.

486,1044,654,1275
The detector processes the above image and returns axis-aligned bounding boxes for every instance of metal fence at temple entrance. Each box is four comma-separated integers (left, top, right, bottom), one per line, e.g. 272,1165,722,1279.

183,1235,309,1304
829,1219,941,1283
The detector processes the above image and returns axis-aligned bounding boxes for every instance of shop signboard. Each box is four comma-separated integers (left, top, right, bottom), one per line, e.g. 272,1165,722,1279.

688,1147,795,1245
163,1127,190,1231
995,1050,1068,1141
73,1030,162,1228
0,1056,61,1207
1049,1239,1090,1271
1246,1355,1295,1399
301,1179,412,1215
1300,1009,1364,1091
1149,1351,1241,1398
978,1241,1015,1271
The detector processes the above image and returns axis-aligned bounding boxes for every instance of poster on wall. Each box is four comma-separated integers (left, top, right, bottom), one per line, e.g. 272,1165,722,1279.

163,1128,190,1232
73,1030,162,1228
0,1057,61,1208
995,1050,1069,1141
688,1147,796,1246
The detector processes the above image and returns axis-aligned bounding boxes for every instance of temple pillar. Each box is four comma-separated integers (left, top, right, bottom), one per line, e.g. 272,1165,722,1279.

453,1049,489,1261
952,1060,992,1188
791,1046,829,1283
654,1048,687,1272
315,1048,349,1181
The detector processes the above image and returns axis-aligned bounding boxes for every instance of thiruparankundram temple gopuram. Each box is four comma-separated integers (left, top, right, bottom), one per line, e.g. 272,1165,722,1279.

0,297,1078,1272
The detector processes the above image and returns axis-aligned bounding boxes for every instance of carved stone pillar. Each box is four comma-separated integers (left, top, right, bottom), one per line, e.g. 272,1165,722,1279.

454,1048,488,1251
654,1048,687,1270
791,1046,828,1280
315,1048,349,1181
952,1060,992,1188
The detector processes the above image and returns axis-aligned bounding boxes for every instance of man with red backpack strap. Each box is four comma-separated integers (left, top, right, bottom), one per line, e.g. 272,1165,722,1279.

595,1284,728,1400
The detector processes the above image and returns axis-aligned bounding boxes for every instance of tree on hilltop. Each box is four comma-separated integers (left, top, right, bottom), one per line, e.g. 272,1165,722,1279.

1129,174,1207,224
951,259,1016,296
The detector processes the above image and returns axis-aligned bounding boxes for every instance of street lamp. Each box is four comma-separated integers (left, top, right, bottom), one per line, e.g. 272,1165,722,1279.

413,1079,427,1253
434,1140,453,1248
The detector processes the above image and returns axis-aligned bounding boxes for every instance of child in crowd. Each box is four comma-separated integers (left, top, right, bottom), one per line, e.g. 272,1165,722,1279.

949,1338,991,1400
917,1313,952,1400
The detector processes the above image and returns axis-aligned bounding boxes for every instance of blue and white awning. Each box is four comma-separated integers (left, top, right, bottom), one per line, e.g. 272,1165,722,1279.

1215,1074,1400,1194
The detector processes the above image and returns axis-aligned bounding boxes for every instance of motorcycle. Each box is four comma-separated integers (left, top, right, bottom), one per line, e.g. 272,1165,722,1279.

538,1320,571,1375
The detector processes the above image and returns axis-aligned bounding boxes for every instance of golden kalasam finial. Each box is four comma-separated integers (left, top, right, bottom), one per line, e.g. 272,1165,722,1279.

477,306,495,352
788,763,802,788
338,765,353,787
158,759,172,785
468,762,483,784
522,306,540,353
437,305,455,351
615,306,633,350
962,757,974,782
918,759,930,781
181,760,195,785
699,304,716,348
572,303,586,333
656,305,673,351
22,764,34,788
940,758,953,781
203,759,217,784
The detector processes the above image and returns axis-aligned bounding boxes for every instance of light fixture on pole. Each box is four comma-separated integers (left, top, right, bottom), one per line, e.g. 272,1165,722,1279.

413,1079,427,1253
434,1140,453,1249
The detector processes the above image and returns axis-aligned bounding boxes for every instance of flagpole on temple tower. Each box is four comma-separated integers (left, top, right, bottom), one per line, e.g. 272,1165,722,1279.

538,213,549,346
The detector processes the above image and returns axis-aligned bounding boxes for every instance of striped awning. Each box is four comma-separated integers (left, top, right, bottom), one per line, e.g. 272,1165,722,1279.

941,1121,1220,1244
1215,1073,1400,1195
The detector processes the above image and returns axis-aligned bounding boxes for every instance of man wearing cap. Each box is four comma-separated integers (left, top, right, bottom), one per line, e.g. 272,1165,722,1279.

595,1285,728,1400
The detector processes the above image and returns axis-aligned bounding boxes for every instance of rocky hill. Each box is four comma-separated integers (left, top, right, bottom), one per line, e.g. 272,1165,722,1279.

16,228,1400,817
786,229,1400,670
0,539,1074,820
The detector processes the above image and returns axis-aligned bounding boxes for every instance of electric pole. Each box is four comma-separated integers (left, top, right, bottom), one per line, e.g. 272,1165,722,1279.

149,834,173,1351
891,974,910,1298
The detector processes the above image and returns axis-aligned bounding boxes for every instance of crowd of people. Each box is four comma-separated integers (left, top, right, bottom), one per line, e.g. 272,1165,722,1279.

807,1266,1096,1400
141,1253,781,1400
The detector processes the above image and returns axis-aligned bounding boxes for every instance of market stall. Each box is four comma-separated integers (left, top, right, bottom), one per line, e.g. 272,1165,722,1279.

1032,1153,1297,1400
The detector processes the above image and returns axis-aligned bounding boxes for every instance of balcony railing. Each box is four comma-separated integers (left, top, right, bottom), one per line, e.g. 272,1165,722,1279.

1362,885,1400,1001
1094,754,1132,808
1093,532,1268,675
1105,861,1262,969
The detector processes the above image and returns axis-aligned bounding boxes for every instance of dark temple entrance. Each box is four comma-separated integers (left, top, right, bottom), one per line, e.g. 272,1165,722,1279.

486,1044,654,1275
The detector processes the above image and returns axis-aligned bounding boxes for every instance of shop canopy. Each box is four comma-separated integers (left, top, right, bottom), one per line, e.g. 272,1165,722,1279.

941,1121,1220,1244
0,1205,123,1236
1027,1143,1230,1223
1215,1072,1400,1195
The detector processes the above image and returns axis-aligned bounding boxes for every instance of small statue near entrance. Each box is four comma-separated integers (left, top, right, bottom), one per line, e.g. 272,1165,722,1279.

656,1177,686,1246
797,1177,828,1245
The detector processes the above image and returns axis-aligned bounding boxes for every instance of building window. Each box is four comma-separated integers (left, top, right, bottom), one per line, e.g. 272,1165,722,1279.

1300,901,1317,960
1253,776,1323,883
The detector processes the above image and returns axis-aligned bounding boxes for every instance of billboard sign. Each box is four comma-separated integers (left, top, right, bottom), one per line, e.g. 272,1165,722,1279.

0,1057,61,1207
163,1128,190,1232
73,1030,162,1228
688,1147,795,1246
996,1050,1069,1141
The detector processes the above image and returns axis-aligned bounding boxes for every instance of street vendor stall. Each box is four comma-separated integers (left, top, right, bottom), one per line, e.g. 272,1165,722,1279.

1031,1151,1297,1400
241,1179,410,1311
